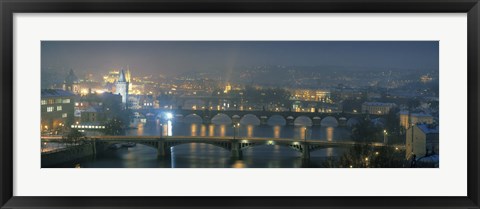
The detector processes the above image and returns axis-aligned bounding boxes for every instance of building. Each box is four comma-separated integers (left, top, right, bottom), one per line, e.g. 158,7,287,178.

115,69,129,106
405,124,439,160
290,89,331,102
75,92,123,123
81,106,101,123
103,70,120,84
62,69,80,94
399,111,435,129
361,102,396,115
41,89,76,134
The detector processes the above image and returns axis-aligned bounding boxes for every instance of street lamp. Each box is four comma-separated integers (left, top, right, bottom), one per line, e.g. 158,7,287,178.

159,123,163,139
383,129,388,144
165,112,173,120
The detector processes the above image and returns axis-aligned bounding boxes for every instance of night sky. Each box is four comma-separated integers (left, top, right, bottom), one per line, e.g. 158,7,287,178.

41,41,439,76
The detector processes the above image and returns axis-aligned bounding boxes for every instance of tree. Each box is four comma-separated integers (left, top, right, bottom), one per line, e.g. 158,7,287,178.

384,107,402,144
322,144,406,168
351,117,381,142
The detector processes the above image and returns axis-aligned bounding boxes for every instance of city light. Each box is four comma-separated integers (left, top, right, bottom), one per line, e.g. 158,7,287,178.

40,41,439,169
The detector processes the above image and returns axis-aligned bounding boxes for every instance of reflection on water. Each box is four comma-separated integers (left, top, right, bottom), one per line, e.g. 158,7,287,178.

273,126,281,138
247,125,254,137
65,119,352,168
327,127,333,141
191,123,197,136
220,125,226,137
132,121,350,141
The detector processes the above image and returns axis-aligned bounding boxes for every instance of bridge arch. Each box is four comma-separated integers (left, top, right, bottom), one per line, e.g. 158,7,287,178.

321,116,339,127
239,114,261,125
294,116,313,126
211,113,232,125
184,114,203,124
267,115,286,126
347,117,360,127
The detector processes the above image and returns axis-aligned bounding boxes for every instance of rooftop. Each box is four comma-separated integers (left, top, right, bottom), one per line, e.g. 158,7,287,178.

363,102,396,106
417,123,439,134
41,89,75,98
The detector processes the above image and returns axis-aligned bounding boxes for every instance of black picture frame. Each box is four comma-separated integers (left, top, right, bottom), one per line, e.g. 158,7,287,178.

1,0,479,208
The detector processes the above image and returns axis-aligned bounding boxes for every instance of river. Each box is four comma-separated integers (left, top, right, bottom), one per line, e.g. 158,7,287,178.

51,117,353,168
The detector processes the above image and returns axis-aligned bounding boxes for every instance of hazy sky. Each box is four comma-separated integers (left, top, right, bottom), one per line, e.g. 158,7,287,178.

41,41,439,76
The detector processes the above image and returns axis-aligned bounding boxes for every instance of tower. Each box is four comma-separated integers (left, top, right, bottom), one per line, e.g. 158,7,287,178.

63,69,80,94
115,69,129,107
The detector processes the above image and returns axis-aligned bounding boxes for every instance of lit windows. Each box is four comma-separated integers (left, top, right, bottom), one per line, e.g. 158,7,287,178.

41,100,46,105
47,107,54,112
57,106,62,111
63,99,70,104
62,113,67,118
55,99,62,104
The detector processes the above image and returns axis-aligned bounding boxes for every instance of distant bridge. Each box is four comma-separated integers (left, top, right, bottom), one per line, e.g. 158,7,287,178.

41,135,387,159
135,109,376,126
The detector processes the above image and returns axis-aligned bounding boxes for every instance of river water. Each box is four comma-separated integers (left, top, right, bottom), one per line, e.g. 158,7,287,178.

54,117,353,168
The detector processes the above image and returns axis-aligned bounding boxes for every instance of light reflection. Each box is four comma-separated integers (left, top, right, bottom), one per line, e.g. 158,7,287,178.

273,125,281,138
137,123,144,135
167,120,172,136
190,143,197,154
326,147,334,157
219,125,226,137
247,125,254,137
209,124,215,137
161,123,167,136
232,160,246,168
326,127,333,141
299,126,307,139
200,125,206,136
190,123,197,136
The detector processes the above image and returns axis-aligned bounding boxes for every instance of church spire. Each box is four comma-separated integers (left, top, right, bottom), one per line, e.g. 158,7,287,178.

118,69,127,82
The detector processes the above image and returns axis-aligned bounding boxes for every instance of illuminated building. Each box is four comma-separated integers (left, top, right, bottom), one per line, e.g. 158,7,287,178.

399,111,435,129
361,102,396,115
41,89,75,134
103,70,119,84
224,83,232,93
290,89,331,102
420,75,433,83
62,69,80,94
115,70,129,106
405,124,439,160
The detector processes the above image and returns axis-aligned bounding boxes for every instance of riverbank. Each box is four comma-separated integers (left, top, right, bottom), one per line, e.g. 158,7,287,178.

41,142,108,167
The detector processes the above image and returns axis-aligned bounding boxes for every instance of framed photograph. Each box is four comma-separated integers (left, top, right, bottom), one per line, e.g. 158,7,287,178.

1,0,479,208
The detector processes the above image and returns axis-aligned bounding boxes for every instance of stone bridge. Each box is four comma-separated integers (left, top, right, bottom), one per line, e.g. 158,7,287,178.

41,136,387,160
136,109,375,127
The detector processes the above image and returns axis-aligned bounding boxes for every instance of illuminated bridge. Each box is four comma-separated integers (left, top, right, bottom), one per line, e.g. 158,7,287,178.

136,109,375,126
41,135,387,159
